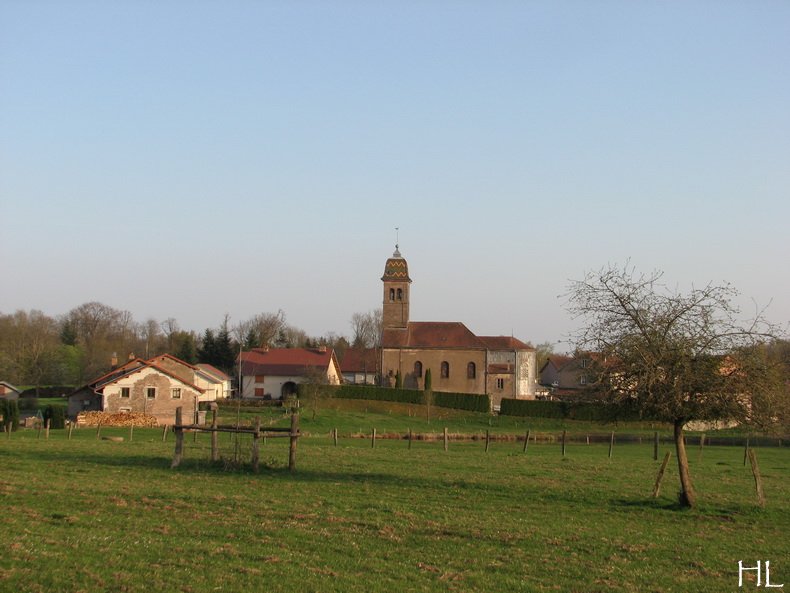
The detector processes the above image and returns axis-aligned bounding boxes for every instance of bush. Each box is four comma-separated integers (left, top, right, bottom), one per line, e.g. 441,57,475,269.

42,405,66,429
0,399,20,432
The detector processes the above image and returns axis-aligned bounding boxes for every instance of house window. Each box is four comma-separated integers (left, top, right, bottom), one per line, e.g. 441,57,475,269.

119,407,131,413
255,375,265,383
254,388,265,397
414,361,423,378
120,387,130,398
467,362,476,379
496,378,505,390
397,288,403,300
440,361,450,378
146,387,156,399
389,288,395,301
581,358,589,369
580,375,588,385
171,388,182,399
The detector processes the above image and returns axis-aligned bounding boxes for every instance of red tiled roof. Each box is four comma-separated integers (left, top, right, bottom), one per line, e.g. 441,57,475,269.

92,361,205,393
338,348,378,373
382,322,486,349
478,336,534,350
238,348,337,377
148,353,199,371
196,363,231,382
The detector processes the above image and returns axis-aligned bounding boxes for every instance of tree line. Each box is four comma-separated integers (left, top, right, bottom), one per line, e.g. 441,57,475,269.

0,303,384,388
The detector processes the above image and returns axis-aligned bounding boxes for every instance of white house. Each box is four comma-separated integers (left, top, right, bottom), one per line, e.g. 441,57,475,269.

238,347,341,399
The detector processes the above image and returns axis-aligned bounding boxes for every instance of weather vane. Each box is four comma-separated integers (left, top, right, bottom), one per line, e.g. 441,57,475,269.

395,227,399,250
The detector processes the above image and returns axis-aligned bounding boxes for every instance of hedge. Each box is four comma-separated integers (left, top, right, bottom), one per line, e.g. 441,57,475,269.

432,391,491,413
333,385,490,413
499,398,644,422
332,385,424,405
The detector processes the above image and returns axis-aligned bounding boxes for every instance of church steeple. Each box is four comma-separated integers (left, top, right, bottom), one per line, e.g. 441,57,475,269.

382,246,411,330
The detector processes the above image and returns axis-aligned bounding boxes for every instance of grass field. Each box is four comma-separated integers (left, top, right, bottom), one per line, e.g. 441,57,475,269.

1,406,787,593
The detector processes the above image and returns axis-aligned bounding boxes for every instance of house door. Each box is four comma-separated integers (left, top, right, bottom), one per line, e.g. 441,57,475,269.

281,382,298,399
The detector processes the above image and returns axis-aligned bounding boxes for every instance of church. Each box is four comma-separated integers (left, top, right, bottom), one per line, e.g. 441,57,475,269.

379,247,537,408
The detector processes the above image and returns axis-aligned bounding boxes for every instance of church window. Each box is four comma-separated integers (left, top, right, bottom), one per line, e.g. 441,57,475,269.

467,362,476,379
441,361,450,378
496,378,505,390
397,288,403,300
414,361,423,378
389,288,395,301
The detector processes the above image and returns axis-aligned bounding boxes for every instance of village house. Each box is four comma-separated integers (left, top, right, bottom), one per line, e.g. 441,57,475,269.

0,381,21,401
338,348,378,385
378,247,538,410
67,354,225,425
539,353,596,398
238,346,341,399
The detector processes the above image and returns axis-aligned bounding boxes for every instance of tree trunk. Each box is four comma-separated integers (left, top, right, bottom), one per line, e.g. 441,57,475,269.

674,420,696,507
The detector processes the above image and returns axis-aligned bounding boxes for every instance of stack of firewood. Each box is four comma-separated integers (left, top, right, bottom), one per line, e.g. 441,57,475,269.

77,411,159,427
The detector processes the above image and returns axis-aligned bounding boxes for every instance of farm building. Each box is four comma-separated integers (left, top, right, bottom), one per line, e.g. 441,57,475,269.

238,347,341,399
67,354,226,425
0,381,21,401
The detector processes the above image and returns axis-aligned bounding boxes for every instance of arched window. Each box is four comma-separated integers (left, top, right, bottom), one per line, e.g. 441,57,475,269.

397,288,403,300
414,361,423,378
389,288,395,301
467,362,476,379
441,361,450,378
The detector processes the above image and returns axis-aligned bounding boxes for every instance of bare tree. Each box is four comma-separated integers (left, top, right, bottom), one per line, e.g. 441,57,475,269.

350,309,383,348
566,264,784,508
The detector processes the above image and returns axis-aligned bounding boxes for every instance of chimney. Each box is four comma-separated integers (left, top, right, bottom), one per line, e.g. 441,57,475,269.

111,352,118,368
318,345,327,353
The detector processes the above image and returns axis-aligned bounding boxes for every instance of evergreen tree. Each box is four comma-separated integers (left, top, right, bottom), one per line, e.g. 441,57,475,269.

198,329,217,365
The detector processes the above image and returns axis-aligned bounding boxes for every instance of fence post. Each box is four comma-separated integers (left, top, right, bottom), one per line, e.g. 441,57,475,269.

608,431,615,459
371,428,376,448
443,427,448,452
561,430,567,457
45,419,50,440
523,429,530,453
698,433,706,461
37,421,42,439
408,427,412,450
252,416,261,473
171,407,184,468
211,406,219,462
288,413,299,473
68,422,74,441
653,451,672,498
129,424,134,442
747,449,765,507
485,430,490,453
96,423,102,440
333,428,338,447
653,431,659,461
162,424,168,442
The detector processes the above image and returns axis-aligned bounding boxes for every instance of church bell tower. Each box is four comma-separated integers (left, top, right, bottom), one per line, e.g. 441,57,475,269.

381,246,411,330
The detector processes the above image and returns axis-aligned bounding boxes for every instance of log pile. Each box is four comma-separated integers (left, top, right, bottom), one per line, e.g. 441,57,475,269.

77,411,159,427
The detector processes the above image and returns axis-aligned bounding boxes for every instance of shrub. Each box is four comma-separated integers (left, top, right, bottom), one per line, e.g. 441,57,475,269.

43,405,66,429
0,399,20,432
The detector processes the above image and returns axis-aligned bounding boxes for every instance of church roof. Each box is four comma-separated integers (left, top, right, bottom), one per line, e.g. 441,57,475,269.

383,322,486,349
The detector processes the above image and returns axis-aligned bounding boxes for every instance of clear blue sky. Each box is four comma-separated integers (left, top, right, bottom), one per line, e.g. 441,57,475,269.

1,1,788,348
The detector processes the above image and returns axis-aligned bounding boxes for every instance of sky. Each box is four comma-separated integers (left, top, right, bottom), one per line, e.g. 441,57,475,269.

1,1,789,349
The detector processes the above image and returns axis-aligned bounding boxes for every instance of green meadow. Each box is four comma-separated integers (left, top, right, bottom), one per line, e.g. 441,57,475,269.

1,403,787,593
